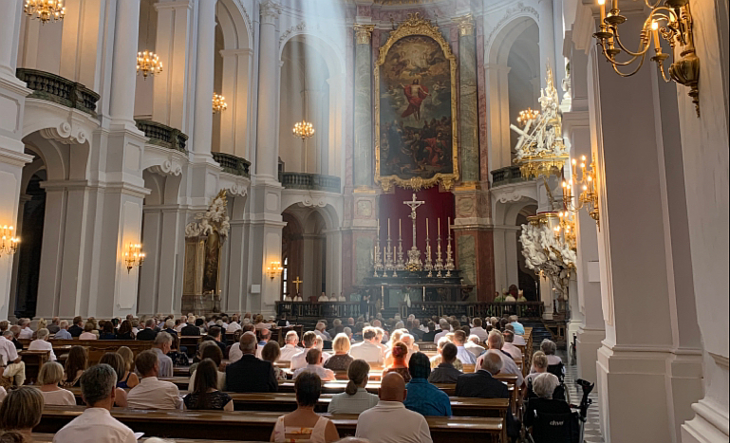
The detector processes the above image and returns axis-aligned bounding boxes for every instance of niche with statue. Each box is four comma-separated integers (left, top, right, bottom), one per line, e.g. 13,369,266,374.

182,190,230,314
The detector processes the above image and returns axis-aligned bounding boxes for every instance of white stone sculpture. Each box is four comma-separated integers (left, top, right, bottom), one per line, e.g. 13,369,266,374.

185,190,231,238
520,221,576,297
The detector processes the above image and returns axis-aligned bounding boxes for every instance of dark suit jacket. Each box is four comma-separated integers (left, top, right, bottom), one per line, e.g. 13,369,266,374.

202,336,227,354
225,355,278,393
68,325,83,338
181,324,200,336
163,328,178,337
455,370,510,399
136,328,158,341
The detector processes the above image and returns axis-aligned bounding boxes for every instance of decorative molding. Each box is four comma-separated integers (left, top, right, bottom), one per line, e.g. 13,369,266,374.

452,14,474,37
484,2,540,50
280,21,306,43
226,182,249,197
354,24,376,44
39,122,88,145
148,160,183,177
300,194,327,208
259,0,281,21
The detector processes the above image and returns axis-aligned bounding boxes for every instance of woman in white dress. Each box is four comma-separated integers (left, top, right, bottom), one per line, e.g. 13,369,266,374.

27,328,56,361
37,361,76,406
270,373,339,443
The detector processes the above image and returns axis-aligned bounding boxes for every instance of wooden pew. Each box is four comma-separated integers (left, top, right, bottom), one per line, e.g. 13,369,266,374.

36,340,153,366
180,336,203,358
37,406,504,443
20,350,49,384
33,435,266,443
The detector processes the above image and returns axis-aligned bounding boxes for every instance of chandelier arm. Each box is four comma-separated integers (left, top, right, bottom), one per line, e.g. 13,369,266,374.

611,26,653,58
655,59,672,83
599,39,642,67
644,0,663,9
610,52,648,77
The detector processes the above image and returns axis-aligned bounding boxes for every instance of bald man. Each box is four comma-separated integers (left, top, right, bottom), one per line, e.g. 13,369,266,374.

225,332,277,392
355,373,432,443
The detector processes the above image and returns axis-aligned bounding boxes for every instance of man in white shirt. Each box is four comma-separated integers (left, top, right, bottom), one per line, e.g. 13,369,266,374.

477,331,524,388
470,318,488,342
349,327,384,364
0,331,25,386
17,318,33,340
279,331,301,361
502,330,523,362
227,334,246,363
464,335,486,359
53,364,137,443
432,319,451,344
127,349,183,410
453,330,476,365
355,372,433,443
152,332,174,378
292,348,335,381
314,321,332,341
226,315,242,333
291,331,318,370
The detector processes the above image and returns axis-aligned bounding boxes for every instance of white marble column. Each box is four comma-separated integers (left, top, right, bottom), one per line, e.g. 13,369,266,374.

537,0,556,89
0,0,33,320
220,48,253,159
153,0,194,132
255,0,282,179
59,0,108,90
109,0,142,127
588,6,704,441
191,0,217,159
353,24,374,188
325,229,342,296
485,64,512,171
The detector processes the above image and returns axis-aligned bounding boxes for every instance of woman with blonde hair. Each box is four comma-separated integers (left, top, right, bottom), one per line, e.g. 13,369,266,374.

63,346,87,388
327,359,378,415
115,346,139,388
37,362,75,406
324,334,353,371
0,387,44,442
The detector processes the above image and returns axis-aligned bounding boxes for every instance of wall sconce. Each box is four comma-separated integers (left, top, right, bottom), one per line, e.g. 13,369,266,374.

0,226,20,257
124,243,145,273
563,155,600,228
593,0,701,117
266,261,283,280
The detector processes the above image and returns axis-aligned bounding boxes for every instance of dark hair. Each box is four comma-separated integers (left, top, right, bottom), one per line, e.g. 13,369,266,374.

305,348,322,365
473,318,482,327
442,342,458,363
208,325,222,338
200,343,224,366
408,352,431,379
64,346,88,384
99,353,126,381
195,318,205,327
118,320,133,336
295,372,322,407
427,321,435,331
0,387,43,431
261,341,281,363
302,331,317,347
453,330,467,344
0,431,27,443
102,321,114,334
193,359,220,409
135,349,158,376
346,360,370,395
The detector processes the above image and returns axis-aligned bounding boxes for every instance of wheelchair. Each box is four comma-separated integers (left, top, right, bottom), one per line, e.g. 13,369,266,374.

524,378,594,443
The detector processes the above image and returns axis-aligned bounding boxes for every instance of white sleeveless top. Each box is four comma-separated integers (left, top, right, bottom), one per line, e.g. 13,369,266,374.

272,415,330,443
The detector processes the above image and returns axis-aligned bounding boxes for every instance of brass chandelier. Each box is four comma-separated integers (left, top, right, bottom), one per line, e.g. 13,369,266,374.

292,120,315,140
212,93,227,114
136,51,163,79
593,0,701,116
24,0,65,24
0,225,20,257
562,155,600,227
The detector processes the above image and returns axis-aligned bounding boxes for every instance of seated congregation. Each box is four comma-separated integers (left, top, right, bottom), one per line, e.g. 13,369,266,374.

0,313,572,442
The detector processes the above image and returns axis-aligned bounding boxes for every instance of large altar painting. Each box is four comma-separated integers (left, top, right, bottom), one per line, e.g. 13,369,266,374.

376,14,459,192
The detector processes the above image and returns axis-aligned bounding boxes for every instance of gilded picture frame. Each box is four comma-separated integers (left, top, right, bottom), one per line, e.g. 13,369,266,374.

375,13,459,192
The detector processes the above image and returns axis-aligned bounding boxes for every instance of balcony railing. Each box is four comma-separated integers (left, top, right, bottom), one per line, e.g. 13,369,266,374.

135,120,188,153
16,68,100,117
213,152,251,177
491,165,527,187
280,172,341,193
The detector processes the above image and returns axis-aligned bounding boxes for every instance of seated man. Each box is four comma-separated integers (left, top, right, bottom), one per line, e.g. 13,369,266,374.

455,352,509,399
202,325,227,355
292,348,335,381
0,331,26,386
509,315,525,335
477,331,524,388
127,350,183,410
291,331,318,370
349,327,384,364
279,331,300,362
136,318,158,341
355,373,433,443
152,332,174,379
226,332,278,392
256,327,271,358
53,364,137,443
452,330,476,365
54,321,73,340
180,316,201,336
404,353,451,417
502,330,523,362
428,342,462,384
464,334,486,358
470,318,488,343
504,324,526,345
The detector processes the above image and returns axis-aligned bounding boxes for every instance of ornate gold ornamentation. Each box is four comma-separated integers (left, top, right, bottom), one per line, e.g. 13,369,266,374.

375,13,459,193
452,14,474,37
354,24,376,45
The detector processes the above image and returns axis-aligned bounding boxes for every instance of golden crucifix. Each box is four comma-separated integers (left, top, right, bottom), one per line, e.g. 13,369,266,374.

293,276,303,293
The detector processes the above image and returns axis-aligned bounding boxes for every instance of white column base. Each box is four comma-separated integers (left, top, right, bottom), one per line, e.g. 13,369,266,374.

681,353,729,443
576,326,604,383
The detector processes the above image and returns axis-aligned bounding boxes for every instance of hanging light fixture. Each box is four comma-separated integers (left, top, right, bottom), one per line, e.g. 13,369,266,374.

212,93,228,114
24,0,65,24
123,243,145,273
562,155,600,227
0,226,20,257
517,108,540,127
292,120,315,141
136,51,163,79
592,0,700,116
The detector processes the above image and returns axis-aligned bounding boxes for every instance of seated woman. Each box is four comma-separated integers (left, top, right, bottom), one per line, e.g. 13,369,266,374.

27,328,57,361
327,359,378,415
78,322,97,340
324,333,354,371
37,362,76,406
115,346,140,389
99,352,130,407
525,351,548,399
98,321,117,340
167,334,190,366
261,341,288,381
183,359,233,411
0,387,44,442
116,320,135,340
523,373,572,430
271,372,340,442
62,346,87,388
539,339,566,400
430,336,464,370
382,342,411,383
189,343,225,391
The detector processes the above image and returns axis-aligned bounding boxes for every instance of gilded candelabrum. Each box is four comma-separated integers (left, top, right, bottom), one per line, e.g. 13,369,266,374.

434,218,445,278
592,0,701,116
424,220,434,277
563,155,600,228
384,219,394,276
444,218,455,277
373,221,383,277
396,219,406,272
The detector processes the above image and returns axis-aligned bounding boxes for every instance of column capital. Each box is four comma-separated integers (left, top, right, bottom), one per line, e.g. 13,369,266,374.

452,14,474,37
353,24,375,45
154,0,193,12
260,0,281,24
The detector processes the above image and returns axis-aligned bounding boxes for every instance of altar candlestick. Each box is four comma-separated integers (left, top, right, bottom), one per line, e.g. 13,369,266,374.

399,219,402,238
438,218,441,238
426,219,429,239
388,219,391,238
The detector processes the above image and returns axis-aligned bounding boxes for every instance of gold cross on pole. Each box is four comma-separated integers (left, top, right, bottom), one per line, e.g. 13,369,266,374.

293,276,303,293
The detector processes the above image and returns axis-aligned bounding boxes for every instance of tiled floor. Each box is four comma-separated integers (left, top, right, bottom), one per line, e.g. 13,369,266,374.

564,357,605,443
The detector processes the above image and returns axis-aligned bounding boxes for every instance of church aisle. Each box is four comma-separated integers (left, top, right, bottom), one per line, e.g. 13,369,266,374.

564,359,604,443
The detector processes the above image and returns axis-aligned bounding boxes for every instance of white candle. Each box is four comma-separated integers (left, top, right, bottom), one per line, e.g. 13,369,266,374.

388,219,391,237
399,219,402,238
438,218,441,238
426,219,429,239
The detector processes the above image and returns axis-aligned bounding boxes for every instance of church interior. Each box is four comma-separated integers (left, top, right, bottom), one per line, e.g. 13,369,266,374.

0,0,727,442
